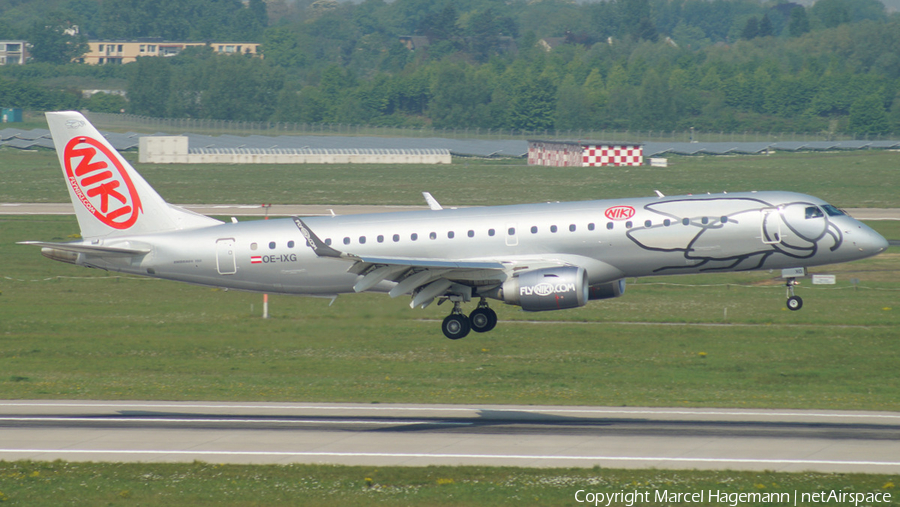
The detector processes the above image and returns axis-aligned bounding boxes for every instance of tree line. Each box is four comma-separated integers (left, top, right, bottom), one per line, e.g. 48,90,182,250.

1,0,899,136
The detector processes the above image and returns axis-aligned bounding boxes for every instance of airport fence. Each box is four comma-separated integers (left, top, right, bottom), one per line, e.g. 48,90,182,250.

86,112,898,143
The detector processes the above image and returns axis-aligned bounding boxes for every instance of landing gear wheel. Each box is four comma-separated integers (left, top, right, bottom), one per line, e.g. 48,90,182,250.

786,296,803,311
442,314,471,340
784,277,803,311
469,307,498,333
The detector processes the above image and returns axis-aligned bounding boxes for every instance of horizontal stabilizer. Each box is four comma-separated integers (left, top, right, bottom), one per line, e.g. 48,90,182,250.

17,241,150,256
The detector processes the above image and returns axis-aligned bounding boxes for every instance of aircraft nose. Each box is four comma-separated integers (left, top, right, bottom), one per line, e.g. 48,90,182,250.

853,225,889,255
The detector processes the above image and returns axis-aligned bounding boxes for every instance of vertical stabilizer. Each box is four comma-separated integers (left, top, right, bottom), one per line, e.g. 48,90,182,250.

46,111,220,239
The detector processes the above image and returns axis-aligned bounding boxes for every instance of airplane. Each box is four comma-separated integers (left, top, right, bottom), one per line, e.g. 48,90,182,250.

21,111,890,339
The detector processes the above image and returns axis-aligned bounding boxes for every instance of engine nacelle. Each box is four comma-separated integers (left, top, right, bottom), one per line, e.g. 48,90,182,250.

588,279,626,300
494,266,589,312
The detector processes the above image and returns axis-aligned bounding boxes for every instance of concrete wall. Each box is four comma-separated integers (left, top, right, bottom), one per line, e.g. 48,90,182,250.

139,136,189,163
140,136,452,164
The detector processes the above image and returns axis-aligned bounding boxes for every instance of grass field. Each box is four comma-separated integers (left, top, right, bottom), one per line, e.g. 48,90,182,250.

2,216,898,409
1,461,897,506
1,147,899,208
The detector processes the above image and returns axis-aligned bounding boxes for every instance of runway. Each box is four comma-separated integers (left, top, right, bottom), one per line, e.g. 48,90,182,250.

2,401,899,472
2,203,900,220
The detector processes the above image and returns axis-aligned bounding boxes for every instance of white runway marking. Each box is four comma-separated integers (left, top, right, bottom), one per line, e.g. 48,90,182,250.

0,449,898,467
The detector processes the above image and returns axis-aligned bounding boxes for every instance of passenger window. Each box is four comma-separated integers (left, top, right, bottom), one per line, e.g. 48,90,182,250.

429,232,437,240
606,223,613,230
325,239,332,246
411,233,418,241
569,224,576,232
682,218,690,225
377,235,384,243
392,234,400,242
250,242,258,250
588,223,595,231
269,241,276,249
721,216,728,223
508,227,516,236
550,225,558,233
468,230,474,238
359,236,366,244
701,217,709,225
644,220,652,228
805,206,824,219
448,231,455,239
625,221,633,229
663,219,671,227
531,226,538,234
488,229,495,237
343,237,350,245
288,240,295,248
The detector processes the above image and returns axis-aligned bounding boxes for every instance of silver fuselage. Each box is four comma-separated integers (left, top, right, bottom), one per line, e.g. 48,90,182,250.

70,191,888,296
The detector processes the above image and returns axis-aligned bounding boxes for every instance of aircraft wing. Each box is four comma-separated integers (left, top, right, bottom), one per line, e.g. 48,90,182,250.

293,217,565,308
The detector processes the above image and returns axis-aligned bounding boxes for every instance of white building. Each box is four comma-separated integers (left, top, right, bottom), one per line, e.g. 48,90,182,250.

0,41,28,65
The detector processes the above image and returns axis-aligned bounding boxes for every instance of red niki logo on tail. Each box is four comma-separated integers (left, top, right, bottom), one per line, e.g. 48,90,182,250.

64,136,142,229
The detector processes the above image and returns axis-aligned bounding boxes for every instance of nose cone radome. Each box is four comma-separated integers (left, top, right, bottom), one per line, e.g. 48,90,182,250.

854,225,890,256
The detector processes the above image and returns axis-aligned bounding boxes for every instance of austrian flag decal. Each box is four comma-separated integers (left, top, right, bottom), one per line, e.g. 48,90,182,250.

251,256,262,264
64,136,142,229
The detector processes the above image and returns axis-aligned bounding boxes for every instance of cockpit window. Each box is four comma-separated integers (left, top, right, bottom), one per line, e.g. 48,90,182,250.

805,206,824,219
822,204,844,217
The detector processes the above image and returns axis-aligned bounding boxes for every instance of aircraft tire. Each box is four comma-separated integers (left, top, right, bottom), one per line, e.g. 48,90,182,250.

442,314,471,340
786,296,803,311
470,308,498,333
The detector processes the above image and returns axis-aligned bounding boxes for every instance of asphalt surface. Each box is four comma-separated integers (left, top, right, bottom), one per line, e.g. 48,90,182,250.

1,401,899,472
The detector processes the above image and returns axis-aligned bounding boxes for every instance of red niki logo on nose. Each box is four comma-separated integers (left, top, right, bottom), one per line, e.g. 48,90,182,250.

64,136,142,229
604,205,635,221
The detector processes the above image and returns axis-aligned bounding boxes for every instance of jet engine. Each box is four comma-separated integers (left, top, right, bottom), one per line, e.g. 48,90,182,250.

492,266,589,312
588,279,626,300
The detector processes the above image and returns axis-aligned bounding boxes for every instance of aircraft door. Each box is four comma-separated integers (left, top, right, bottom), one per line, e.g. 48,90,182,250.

216,238,237,275
505,223,518,246
760,207,783,244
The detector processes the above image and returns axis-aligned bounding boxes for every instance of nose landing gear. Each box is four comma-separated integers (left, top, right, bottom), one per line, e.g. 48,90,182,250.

785,277,803,311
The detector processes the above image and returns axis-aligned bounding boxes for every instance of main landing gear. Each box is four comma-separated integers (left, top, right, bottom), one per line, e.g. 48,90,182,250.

785,277,803,311
441,298,498,339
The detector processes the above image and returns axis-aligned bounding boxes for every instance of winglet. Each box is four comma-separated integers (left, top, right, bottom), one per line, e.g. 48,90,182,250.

423,192,443,210
292,217,343,258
